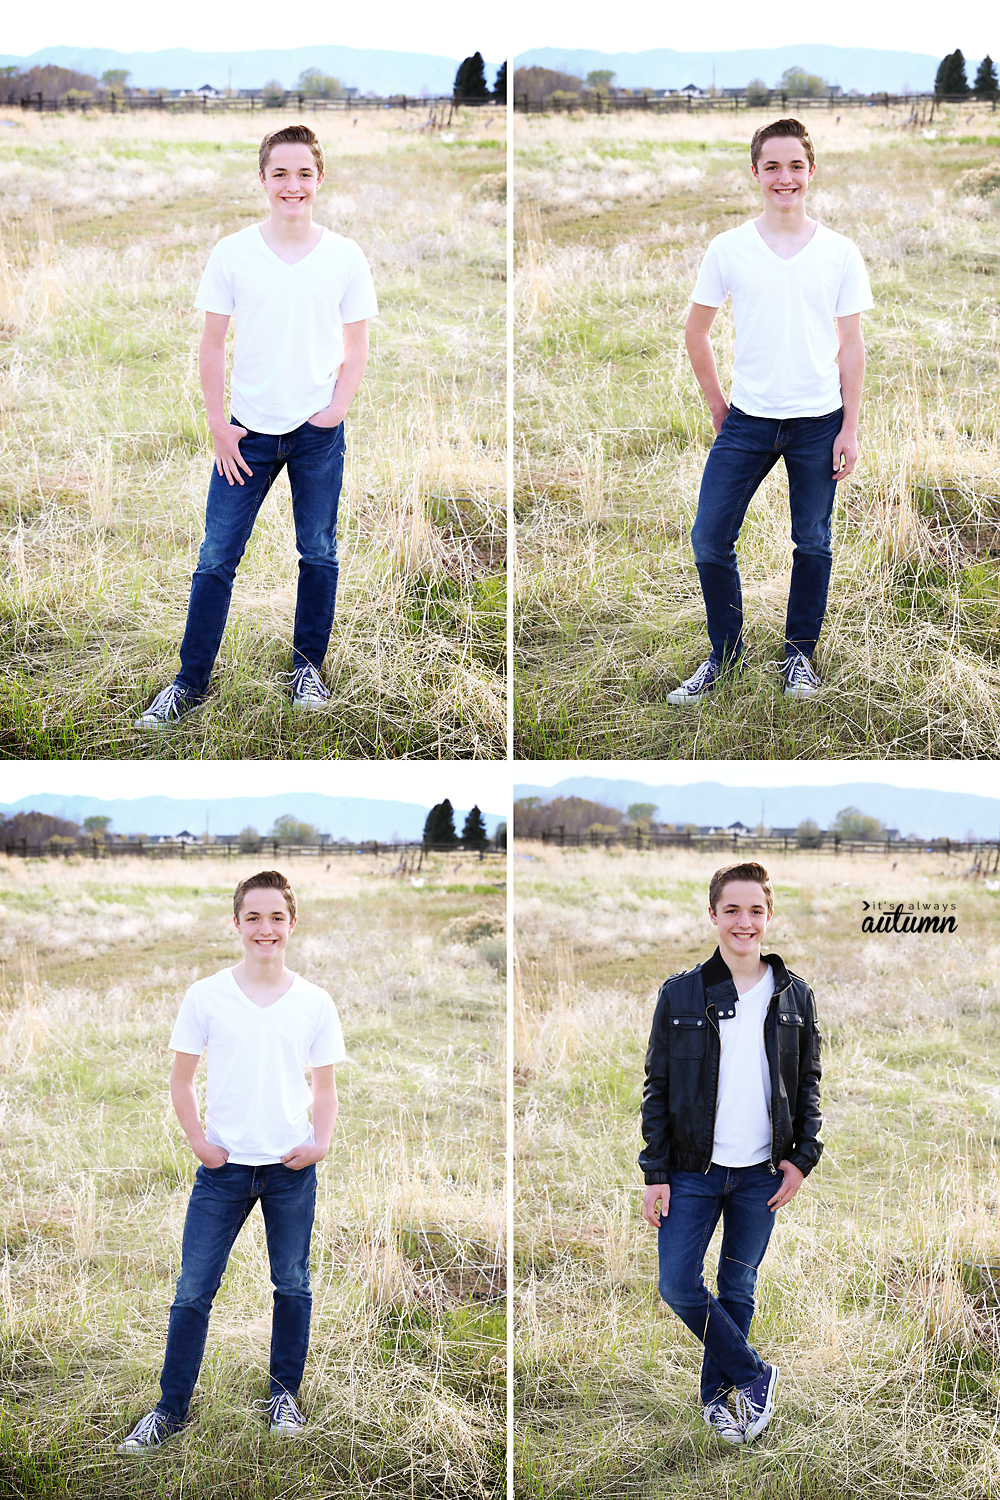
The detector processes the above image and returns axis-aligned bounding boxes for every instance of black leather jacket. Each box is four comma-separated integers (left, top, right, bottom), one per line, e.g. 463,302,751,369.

639,948,823,1184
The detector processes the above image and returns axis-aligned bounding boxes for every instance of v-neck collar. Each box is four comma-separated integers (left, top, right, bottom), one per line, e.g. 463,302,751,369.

227,965,299,1011
256,223,325,269
752,217,819,265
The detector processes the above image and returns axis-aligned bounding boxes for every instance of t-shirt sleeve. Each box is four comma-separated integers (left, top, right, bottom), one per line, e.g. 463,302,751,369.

339,243,379,322
168,988,209,1054
835,243,874,317
194,242,235,316
691,238,727,308
308,994,347,1067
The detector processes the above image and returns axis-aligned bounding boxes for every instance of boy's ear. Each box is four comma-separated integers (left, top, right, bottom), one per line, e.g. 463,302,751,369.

708,904,718,926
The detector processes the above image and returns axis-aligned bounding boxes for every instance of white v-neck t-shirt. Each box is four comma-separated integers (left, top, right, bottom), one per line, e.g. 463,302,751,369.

169,967,346,1164
711,963,775,1168
194,223,379,434
691,218,873,419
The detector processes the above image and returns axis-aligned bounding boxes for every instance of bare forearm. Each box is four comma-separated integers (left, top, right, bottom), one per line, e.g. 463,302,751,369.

685,329,727,416
327,348,368,424
170,1077,207,1147
199,338,228,428
838,339,865,430
311,1087,338,1152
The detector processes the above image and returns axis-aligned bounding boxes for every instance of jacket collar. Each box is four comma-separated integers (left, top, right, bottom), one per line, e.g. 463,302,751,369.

700,946,792,1016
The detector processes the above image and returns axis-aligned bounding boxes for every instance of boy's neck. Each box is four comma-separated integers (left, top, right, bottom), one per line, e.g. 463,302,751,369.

719,944,769,993
232,955,294,1005
262,208,320,248
757,199,814,241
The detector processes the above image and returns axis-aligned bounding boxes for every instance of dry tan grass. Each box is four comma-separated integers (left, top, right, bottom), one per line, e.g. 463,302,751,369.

513,841,1000,1498
0,853,505,1497
0,106,506,758
513,103,1000,759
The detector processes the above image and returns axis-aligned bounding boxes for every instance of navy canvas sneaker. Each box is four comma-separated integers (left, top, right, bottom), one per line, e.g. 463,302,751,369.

666,655,736,705
736,1363,779,1443
257,1391,307,1436
703,1398,744,1446
117,1408,184,1453
782,652,821,699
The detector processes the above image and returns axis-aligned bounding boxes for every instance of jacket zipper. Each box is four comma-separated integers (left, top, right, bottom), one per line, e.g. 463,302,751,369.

766,978,789,1175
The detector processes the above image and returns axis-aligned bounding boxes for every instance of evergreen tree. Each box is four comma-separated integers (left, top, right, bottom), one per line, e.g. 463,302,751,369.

936,50,970,95
461,805,488,849
493,61,507,103
975,55,999,97
454,53,490,100
423,800,458,846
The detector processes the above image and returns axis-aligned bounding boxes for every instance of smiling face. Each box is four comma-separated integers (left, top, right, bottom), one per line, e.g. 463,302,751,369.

709,879,771,963
751,134,816,210
259,143,324,222
234,888,296,963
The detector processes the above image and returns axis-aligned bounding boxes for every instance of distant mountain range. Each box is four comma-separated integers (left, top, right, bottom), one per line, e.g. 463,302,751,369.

0,793,504,841
0,44,502,96
513,779,1000,841
514,44,967,94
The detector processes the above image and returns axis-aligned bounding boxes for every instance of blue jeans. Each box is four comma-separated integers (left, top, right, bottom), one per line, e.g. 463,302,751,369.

156,1161,317,1423
657,1162,777,1407
690,404,844,665
175,418,346,697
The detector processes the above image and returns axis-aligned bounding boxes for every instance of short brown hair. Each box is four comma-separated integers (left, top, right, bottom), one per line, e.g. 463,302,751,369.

233,870,297,921
750,118,815,173
259,125,324,177
709,862,774,915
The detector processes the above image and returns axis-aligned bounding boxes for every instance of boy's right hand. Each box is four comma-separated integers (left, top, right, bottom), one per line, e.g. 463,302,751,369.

210,421,253,487
710,401,730,435
196,1143,230,1169
642,1183,670,1228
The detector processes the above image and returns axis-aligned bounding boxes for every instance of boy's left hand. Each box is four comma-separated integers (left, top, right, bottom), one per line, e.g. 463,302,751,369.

281,1142,329,1169
767,1160,805,1212
306,405,345,428
832,427,858,479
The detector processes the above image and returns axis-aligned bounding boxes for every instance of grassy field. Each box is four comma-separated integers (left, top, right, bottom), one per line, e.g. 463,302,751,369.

514,103,1000,758
0,850,505,1498
0,104,506,758
513,840,1000,1497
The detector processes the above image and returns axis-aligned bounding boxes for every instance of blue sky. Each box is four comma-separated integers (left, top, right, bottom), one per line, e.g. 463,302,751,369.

513,762,1000,797
4,0,506,65
511,0,994,60
2,763,512,812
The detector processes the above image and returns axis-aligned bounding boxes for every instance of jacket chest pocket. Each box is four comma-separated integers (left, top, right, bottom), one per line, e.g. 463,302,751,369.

777,1011,805,1051
669,1015,707,1058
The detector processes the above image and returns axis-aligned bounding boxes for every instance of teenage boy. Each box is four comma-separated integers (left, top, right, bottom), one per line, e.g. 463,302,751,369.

118,870,345,1451
640,862,822,1446
136,124,379,728
668,118,873,705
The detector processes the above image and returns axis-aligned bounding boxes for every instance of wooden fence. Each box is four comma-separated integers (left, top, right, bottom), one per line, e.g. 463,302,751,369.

1,837,506,863
527,828,1000,865
13,92,502,116
514,91,996,118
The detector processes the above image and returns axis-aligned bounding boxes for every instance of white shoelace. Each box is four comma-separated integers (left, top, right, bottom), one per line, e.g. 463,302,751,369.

147,683,187,718
785,654,819,688
683,658,717,692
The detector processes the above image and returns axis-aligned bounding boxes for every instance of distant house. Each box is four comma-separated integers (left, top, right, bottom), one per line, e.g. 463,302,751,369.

770,827,799,839
721,88,744,99
175,829,198,844
727,821,750,835
679,83,705,97
171,84,224,99
343,86,360,99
